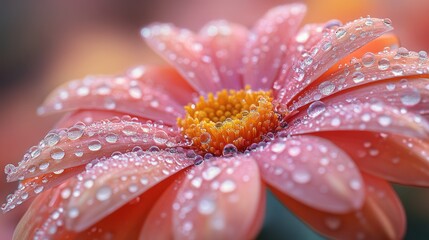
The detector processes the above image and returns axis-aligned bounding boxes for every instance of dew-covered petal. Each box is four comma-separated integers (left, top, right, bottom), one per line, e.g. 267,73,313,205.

6,118,186,182
199,21,249,90
252,135,364,213
277,17,393,105
317,131,429,186
13,178,169,240
243,3,306,90
61,150,193,231
273,173,405,240
142,156,264,240
55,110,130,128
142,24,224,94
286,101,429,138
38,66,194,125
2,166,84,213
289,48,429,110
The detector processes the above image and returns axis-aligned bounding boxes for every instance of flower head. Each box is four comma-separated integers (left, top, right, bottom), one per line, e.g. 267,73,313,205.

3,3,429,239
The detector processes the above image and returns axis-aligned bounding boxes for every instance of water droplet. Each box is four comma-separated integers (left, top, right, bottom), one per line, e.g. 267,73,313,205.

68,207,79,218
198,197,216,215
391,65,403,76
61,188,71,199
67,127,84,140
34,185,44,194
270,142,286,153
45,133,60,147
352,71,365,83
292,169,311,184
335,28,346,39
200,132,211,144
202,166,221,181
401,89,421,106
330,117,341,127
96,186,112,201
50,147,65,161
105,133,118,143
222,144,237,157
129,87,142,99
361,52,375,67
153,131,168,144
378,115,392,127
220,179,236,193
128,184,138,193
39,162,50,171
383,18,392,26
307,101,326,118
318,81,335,95
88,140,102,151
4,164,15,175
288,146,301,157
418,50,428,60
386,83,396,91
377,58,390,70
104,98,116,110
349,179,362,190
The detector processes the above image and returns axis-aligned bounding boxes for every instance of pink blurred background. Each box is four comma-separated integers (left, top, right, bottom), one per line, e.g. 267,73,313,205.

1,0,429,239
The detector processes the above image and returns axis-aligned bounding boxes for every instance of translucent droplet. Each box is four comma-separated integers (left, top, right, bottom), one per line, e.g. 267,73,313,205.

202,166,221,181
220,179,236,193
391,65,403,76
198,197,216,215
104,98,116,110
418,50,428,60
67,127,84,140
335,28,346,39
401,89,421,106
34,185,44,194
292,169,311,184
307,101,326,118
128,184,138,193
349,179,362,190
96,186,112,201
378,115,392,127
352,71,365,83
200,132,211,144
68,207,79,219
105,133,118,143
50,147,65,161
45,133,60,147
318,81,335,95
288,146,301,157
39,162,49,171
88,140,102,151
222,144,237,157
361,52,375,67
4,164,15,175
153,131,168,144
270,142,286,153
377,58,390,70
129,87,142,99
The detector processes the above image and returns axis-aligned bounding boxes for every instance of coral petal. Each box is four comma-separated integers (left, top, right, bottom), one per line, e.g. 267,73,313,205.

142,156,264,240
7,118,184,182
38,66,194,125
252,135,364,213
62,151,193,231
286,102,429,138
273,173,405,240
243,3,307,90
278,17,393,105
317,131,429,186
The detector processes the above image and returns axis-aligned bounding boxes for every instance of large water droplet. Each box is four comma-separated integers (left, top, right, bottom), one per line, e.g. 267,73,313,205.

307,101,326,118
361,52,375,67
88,140,102,151
67,127,84,140
222,144,237,157
198,197,216,215
318,81,335,95
377,58,390,70
202,166,221,181
352,71,365,83
96,186,112,201
219,179,236,193
292,169,311,184
270,142,286,153
50,147,65,161
401,89,421,106
153,131,168,144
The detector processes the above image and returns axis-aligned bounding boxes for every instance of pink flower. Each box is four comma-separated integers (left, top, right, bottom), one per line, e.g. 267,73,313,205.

3,3,429,239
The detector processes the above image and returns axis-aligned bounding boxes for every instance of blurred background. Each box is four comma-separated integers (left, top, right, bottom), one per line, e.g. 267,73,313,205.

1,0,429,239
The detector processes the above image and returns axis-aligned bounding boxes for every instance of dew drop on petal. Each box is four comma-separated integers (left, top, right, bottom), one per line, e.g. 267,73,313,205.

105,133,118,143
292,169,311,184
45,133,60,147
219,179,236,193
88,140,102,151
288,146,301,157
153,131,168,144
318,81,335,95
361,52,375,67
4,164,15,175
349,179,362,190
222,144,238,157
39,162,49,171
200,132,211,144
198,197,216,215
401,89,421,106
377,58,390,70
270,142,286,153
202,166,221,181
67,127,84,140
335,28,346,39
96,186,112,201
68,207,79,219
50,147,65,161
378,115,392,127
352,71,365,83
307,101,326,118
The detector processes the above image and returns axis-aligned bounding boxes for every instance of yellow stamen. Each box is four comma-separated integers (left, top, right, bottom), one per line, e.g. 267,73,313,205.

178,86,280,156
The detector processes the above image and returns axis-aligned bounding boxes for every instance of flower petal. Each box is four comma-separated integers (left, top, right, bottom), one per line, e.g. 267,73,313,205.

6,118,185,182
252,135,364,213
142,24,224,94
277,17,393,105
140,156,264,240
199,20,249,90
273,173,405,240
2,166,84,213
38,66,194,125
13,178,170,240
62,150,193,231
243,3,307,89
317,131,429,186
289,48,429,111
286,101,429,138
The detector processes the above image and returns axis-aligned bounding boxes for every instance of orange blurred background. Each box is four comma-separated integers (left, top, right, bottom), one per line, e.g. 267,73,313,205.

1,0,429,239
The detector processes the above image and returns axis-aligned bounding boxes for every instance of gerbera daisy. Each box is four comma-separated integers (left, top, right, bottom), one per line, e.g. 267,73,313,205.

3,3,429,239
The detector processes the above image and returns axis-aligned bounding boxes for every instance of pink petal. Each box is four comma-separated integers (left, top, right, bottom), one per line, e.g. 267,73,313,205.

317,131,429,186
142,24,224,94
38,66,194,125
2,166,84,213
62,150,193,231
273,173,405,240
140,156,264,239
6,118,185,182
54,110,134,128
286,101,429,138
243,3,307,90
289,49,429,111
252,135,364,213
199,21,249,90
277,17,393,105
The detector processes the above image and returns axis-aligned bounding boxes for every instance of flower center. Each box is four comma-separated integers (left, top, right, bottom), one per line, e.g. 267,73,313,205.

178,87,280,156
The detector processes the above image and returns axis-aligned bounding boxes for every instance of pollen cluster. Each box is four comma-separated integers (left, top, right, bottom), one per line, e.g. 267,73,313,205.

178,87,280,156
